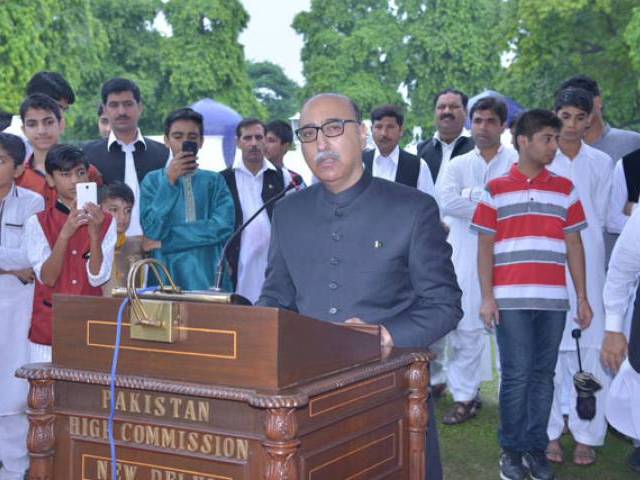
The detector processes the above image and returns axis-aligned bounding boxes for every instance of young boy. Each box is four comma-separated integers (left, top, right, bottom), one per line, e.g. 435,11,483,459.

0,133,44,480
25,144,116,363
99,181,143,295
472,109,592,480
546,87,613,466
140,107,234,291
17,93,102,208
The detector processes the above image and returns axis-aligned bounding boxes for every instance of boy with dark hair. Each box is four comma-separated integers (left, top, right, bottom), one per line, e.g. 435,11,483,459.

141,108,235,291
97,103,110,139
546,88,612,466
26,71,76,111
0,132,44,480
17,94,102,208
265,119,305,187
25,145,116,363
100,181,143,295
473,109,591,480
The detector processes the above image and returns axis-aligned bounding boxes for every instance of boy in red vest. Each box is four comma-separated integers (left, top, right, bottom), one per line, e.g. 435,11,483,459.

25,144,116,362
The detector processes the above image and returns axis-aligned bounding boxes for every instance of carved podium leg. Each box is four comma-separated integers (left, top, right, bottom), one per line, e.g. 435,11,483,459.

26,379,55,480
263,408,301,480
407,361,429,480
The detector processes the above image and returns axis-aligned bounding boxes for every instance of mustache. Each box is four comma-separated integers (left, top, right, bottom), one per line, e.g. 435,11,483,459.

315,151,340,165
439,113,455,121
116,115,130,121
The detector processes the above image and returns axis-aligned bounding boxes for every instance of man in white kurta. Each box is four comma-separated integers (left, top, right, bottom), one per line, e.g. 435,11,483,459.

436,97,517,423
0,133,45,479
602,207,640,472
546,88,612,464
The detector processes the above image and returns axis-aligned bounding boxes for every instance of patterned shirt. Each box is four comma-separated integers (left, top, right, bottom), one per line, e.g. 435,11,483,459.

471,164,587,310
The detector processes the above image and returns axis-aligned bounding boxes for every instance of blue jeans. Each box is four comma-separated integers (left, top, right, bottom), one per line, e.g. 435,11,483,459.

496,309,565,453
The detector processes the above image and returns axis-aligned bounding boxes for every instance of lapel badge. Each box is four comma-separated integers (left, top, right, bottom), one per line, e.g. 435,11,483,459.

373,240,383,249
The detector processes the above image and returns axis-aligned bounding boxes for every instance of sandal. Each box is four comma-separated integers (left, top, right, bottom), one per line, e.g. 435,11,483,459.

442,401,477,425
545,440,564,464
573,444,596,466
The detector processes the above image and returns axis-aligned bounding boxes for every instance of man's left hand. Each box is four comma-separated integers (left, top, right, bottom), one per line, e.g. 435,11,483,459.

576,297,593,329
601,331,627,373
345,317,394,347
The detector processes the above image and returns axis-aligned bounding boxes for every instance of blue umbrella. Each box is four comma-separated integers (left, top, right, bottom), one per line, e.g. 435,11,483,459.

190,98,242,168
465,90,525,129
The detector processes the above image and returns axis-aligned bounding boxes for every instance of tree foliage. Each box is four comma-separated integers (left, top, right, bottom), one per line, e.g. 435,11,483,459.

0,0,260,139
247,61,300,121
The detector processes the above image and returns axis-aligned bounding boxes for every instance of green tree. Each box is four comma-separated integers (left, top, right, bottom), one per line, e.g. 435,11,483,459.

0,1,64,113
293,0,408,119
247,61,300,121
499,0,640,129
162,0,264,120
397,0,506,133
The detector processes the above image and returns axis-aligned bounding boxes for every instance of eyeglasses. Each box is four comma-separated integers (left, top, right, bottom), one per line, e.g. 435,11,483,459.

295,119,359,143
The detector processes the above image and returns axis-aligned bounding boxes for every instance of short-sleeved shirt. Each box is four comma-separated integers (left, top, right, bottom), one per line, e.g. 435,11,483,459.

471,164,587,310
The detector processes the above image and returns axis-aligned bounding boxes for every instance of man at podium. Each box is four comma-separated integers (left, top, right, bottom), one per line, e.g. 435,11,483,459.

257,93,463,480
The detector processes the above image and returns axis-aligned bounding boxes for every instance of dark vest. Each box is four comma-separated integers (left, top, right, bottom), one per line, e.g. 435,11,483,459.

622,148,640,203
418,135,475,183
221,167,285,288
83,137,169,185
362,149,420,188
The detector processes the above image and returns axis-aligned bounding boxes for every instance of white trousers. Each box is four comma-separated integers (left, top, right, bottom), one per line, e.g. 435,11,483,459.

548,348,611,446
0,413,29,480
29,342,52,364
446,329,493,401
429,337,447,385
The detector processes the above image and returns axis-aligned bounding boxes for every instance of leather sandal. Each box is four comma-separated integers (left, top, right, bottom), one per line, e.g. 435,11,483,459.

545,440,564,463
573,444,596,466
442,401,477,425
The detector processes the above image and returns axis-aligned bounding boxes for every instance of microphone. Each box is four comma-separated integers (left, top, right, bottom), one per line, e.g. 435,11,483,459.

212,180,298,291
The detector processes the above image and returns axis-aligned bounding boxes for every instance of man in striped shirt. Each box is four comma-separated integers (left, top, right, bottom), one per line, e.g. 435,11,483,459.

471,109,592,480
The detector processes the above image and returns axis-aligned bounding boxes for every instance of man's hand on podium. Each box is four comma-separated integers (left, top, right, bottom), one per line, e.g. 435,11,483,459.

345,317,394,347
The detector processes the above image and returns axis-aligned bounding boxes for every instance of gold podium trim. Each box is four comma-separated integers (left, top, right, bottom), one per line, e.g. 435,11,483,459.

307,432,397,479
308,373,396,417
81,454,233,480
86,320,238,360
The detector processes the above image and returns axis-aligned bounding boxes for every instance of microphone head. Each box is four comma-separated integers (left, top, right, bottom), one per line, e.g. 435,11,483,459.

571,328,581,339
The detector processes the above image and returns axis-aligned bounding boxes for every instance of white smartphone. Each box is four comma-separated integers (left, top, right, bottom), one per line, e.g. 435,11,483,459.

76,182,97,210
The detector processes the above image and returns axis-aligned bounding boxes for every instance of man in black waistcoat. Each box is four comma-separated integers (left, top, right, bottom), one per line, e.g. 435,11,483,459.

417,88,475,184
257,93,463,480
221,118,292,303
83,78,169,237
362,104,434,196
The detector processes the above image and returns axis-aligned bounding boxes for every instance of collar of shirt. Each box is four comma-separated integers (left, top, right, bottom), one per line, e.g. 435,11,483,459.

554,141,588,163
233,156,277,178
321,170,372,207
473,144,505,163
108,129,146,152
433,130,469,148
0,183,17,203
373,144,400,165
508,163,552,184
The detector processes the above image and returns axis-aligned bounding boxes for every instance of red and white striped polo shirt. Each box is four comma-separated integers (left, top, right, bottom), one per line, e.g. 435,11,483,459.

471,164,587,310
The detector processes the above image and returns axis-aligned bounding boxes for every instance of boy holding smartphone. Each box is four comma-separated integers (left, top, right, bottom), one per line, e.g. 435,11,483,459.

24,144,116,362
140,108,235,291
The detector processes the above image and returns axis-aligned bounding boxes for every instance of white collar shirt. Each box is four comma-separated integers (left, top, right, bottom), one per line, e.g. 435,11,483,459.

233,156,283,304
433,130,470,189
108,129,146,236
372,144,435,196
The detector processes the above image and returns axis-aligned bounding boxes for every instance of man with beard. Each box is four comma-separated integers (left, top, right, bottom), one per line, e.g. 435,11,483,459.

362,104,434,196
221,118,293,303
257,93,462,480
84,78,169,238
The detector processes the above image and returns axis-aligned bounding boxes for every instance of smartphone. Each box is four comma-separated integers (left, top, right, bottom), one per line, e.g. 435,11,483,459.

182,141,198,158
76,182,97,210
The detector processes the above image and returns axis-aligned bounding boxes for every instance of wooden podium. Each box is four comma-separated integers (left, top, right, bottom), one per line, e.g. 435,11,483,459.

17,294,430,480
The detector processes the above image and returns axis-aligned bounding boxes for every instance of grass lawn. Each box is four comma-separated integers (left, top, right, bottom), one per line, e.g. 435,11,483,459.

436,375,638,479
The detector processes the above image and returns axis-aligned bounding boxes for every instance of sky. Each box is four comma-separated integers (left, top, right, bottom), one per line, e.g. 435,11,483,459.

239,0,311,86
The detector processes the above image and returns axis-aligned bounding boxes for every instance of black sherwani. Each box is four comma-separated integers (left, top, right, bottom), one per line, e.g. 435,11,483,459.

257,172,462,479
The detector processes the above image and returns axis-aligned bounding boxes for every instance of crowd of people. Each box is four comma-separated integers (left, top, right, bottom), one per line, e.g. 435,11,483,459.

0,70,639,480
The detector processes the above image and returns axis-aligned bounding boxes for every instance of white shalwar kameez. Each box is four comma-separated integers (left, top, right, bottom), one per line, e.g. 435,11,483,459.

547,142,612,445
0,185,44,480
436,146,517,401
